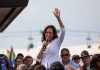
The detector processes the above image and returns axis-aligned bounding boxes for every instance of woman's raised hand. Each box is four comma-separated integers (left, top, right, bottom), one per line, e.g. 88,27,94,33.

53,8,60,18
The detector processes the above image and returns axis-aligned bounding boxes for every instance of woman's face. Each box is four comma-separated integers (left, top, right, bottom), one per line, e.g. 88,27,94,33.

45,28,54,41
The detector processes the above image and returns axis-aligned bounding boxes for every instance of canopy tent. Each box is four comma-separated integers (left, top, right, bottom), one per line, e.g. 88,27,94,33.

0,0,29,32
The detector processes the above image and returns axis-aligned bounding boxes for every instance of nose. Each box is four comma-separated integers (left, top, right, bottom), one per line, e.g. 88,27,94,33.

47,33,50,36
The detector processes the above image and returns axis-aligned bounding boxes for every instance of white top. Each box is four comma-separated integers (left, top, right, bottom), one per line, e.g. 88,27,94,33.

37,27,65,69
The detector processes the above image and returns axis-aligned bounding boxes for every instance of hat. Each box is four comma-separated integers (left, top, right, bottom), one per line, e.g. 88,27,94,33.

72,55,80,60
81,50,91,58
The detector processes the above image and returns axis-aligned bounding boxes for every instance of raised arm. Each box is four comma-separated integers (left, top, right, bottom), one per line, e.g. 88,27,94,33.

53,8,64,28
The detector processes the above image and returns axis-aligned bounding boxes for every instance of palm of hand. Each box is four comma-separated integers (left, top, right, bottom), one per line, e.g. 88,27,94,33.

54,8,60,17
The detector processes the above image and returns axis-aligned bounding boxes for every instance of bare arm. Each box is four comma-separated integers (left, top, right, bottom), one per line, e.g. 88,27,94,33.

53,8,64,28
37,41,49,59
37,46,45,59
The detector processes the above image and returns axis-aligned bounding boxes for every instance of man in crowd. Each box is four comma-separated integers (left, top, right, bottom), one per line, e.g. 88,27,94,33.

80,50,93,70
60,48,80,70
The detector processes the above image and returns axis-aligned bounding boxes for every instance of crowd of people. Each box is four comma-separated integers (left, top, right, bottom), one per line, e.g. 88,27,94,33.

0,49,100,70
0,8,100,70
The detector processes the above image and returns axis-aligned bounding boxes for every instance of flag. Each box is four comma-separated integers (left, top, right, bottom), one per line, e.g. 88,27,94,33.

6,49,10,60
9,47,15,67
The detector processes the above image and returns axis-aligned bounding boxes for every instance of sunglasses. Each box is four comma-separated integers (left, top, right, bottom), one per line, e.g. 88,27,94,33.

61,54,69,57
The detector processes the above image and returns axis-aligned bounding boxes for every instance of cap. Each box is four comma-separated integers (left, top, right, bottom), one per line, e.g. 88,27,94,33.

72,55,80,60
81,50,91,58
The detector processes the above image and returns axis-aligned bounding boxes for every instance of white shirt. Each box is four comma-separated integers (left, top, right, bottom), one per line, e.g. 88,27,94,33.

37,27,65,69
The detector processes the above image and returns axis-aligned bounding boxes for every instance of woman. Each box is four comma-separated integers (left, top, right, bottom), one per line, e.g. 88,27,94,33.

37,8,65,69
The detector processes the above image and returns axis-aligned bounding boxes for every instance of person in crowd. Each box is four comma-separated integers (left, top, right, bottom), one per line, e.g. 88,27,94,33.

12,56,23,70
0,54,10,70
80,50,93,70
60,48,80,70
91,54,100,70
36,8,65,69
16,64,28,70
72,54,82,70
50,61,65,70
72,54,81,64
33,64,46,70
24,55,34,70
32,61,41,69
17,53,24,59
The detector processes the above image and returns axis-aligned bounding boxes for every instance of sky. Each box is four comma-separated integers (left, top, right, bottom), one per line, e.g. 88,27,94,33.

0,0,100,54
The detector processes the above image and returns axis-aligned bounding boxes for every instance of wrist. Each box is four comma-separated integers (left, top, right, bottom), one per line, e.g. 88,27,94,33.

56,16,60,19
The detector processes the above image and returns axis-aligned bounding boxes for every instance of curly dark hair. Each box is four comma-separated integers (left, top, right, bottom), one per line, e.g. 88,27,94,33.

42,25,58,41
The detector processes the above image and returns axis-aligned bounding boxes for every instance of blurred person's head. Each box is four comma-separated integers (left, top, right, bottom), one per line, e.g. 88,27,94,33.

72,54,81,64
50,61,65,70
91,54,100,70
24,55,33,67
80,50,91,66
33,64,46,70
16,64,28,70
15,56,23,67
60,48,70,64
17,53,24,59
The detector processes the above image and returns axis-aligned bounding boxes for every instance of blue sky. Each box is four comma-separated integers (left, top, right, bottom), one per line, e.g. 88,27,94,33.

0,0,100,49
